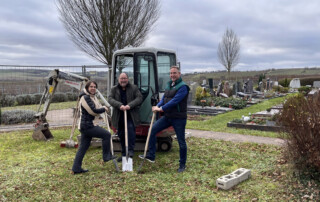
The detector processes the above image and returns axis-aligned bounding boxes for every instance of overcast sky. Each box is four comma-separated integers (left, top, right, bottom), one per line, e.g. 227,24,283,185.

1,0,320,73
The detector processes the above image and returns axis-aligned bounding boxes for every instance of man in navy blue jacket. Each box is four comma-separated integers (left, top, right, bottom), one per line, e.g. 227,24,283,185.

139,66,190,173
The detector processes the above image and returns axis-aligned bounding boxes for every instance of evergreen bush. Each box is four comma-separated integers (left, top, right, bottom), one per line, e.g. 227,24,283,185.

278,78,291,87
1,109,36,125
0,94,15,107
51,92,68,103
298,86,312,96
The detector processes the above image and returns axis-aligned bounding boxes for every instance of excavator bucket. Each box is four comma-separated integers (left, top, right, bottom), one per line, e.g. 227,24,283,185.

32,123,53,141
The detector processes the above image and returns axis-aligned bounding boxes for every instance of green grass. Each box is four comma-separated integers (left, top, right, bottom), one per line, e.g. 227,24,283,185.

2,101,77,112
187,96,287,138
0,128,301,201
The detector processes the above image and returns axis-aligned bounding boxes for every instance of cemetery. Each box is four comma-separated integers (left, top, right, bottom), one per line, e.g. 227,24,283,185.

2,0,320,200
1,69,320,200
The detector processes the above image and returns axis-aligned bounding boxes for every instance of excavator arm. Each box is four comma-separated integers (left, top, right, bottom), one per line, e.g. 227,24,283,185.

32,69,89,141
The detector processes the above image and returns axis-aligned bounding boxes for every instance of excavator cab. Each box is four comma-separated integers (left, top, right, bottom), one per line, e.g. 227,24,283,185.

111,47,177,151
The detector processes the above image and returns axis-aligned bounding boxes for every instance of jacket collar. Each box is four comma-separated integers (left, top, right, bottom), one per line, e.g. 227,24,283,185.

167,77,182,89
83,88,95,97
117,82,131,90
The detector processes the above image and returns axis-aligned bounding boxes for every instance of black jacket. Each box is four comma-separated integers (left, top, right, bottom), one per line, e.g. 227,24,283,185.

78,91,105,131
108,82,143,128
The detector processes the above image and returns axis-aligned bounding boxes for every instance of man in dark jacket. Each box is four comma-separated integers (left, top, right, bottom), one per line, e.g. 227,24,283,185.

108,72,143,161
139,66,190,173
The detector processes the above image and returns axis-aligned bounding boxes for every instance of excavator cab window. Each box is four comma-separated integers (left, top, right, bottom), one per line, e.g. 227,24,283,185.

135,53,156,100
157,52,176,92
115,54,134,84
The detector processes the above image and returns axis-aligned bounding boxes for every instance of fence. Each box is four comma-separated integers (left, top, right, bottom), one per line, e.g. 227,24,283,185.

0,65,109,129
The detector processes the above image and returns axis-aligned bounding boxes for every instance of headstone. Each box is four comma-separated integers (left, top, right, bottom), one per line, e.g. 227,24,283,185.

266,78,270,90
223,81,230,96
289,78,301,89
244,79,253,94
233,81,243,96
270,81,273,90
313,81,320,88
232,83,237,95
187,92,193,106
247,80,253,93
190,82,199,104
259,81,264,91
201,79,206,86
237,81,242,92
208,78,213,89
273,81,278,86
217,82,223,96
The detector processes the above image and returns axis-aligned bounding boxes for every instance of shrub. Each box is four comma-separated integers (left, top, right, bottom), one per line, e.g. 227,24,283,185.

1,109,36,125
66,92,79,101
272,85,281,92
195,87,210,101
52,92,68,103
278,93,320,172
279,87,289,93
31,93,43,104
15,94,33,105
300,77,320,86
211,97,247,109
298,86,312,96
0,94,15,107
278,78,291,87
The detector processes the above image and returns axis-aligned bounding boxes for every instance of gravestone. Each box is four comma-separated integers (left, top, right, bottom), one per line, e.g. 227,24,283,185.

208,78,213,89
201,79,206,87
313,81,320,88
247,80,253,93
266,78,270,90
258,81,264,91
190,82,199,105
269,81,273,90
244,79,253,93
223,81,230,96
237,81,242,93
217,82,223,96
289,78,301,89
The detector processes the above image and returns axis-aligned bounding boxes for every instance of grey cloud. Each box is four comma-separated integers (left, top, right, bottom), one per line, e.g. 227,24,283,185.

1,0,320,72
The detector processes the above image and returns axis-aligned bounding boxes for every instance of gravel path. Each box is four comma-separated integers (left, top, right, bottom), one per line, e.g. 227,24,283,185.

186,129,285,146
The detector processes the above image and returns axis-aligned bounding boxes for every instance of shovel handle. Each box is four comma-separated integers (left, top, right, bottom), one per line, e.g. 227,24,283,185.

143,112,156,157
103,111,119,172
124,110,129,159
70,82,84,140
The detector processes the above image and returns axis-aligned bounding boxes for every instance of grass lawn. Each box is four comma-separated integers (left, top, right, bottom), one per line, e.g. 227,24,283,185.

187,96,288,138
1,127,318,201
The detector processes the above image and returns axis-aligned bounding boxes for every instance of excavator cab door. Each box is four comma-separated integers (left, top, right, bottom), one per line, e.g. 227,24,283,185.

114,52,157,123
134,53,157,123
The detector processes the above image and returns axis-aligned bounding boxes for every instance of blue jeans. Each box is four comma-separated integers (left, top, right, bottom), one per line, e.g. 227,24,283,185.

72,126,112,172
148,116,187,165
117,119,136,156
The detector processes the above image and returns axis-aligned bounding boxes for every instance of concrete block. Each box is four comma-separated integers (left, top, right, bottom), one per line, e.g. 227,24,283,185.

216,168,251,190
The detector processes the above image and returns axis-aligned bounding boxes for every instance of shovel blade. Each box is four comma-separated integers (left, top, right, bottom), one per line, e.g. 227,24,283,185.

122,157,133,172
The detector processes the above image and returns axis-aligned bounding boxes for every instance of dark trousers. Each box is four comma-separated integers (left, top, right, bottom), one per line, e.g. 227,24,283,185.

117,119,136,156
72,126,111,172
148,116,187,166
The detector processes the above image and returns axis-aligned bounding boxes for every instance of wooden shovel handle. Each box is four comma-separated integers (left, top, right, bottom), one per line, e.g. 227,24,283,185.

143,112,156,157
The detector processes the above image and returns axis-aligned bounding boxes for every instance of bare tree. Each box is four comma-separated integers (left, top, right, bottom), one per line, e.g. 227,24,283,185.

217,28,240,76
56,0,160,90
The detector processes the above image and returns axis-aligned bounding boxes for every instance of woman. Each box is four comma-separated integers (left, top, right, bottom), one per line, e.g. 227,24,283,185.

72,81,115,174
